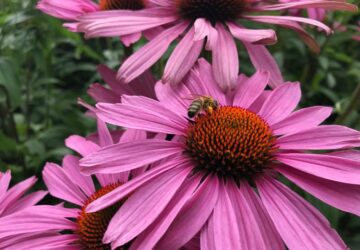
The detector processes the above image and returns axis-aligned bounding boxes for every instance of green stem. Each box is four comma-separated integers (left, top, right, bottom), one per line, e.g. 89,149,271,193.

335,83,360,124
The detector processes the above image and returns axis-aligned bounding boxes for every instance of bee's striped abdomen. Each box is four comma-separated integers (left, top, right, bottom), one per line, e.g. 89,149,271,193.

188,100,203,118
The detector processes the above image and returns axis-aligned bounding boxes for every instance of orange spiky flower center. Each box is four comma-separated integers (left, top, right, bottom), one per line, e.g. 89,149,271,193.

186,106,276,182
77,183,128,250
99,0,145,10
176,0,245,22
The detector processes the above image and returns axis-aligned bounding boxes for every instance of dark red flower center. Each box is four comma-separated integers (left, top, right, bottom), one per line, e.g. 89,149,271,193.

77,183,128,250
99,0,145,11
176,0,245,22
186,106,276,182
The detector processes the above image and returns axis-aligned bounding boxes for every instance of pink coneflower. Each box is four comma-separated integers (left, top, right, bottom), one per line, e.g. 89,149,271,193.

0,171,77,249
78,0,356,91
36,0,158,46
80,59,360,249
88,64,156,103
0,119,151,249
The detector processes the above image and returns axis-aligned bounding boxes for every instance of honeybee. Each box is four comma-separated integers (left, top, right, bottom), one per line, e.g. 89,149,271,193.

187,96,219,118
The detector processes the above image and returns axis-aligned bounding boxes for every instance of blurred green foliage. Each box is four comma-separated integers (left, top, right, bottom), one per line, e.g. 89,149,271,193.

0,0,359,247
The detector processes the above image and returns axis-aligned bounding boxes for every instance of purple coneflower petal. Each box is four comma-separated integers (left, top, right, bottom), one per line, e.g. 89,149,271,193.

329,150,360,160
193,18,218,50
120,32,142,47
86,156,189,213
271,106,332,135
163,26,203,86
248,90,272,113
130,175,201,249
258,83,301,125
228,181,284,249
277,164,360,216
257,176,347,250
156,176,219,250
117,22,188,83
5,191,48,215
227,22,277,45
277,125,360,150
87,83,120,103
276,153,360,184
0,171,11,201
104,167,192,247
253,1,357,12
65,135,100,156
233,70,270,108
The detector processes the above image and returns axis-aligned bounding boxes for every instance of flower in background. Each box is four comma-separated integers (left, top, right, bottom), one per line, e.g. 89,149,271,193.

277,0,326,22
0,118,154,249
87,64,156,104
0,171,77,250
36,0,159,46
80,59,360,249
77,0,356,91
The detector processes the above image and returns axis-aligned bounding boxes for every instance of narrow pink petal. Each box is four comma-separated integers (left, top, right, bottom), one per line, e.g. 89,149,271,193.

232,70,269,108
210,182,242,249
163,27,203,86
228,181,284,249
104,167,192,247
87,83,120,103
80,140,183,175
271,106,332,135
86,156,190,213
276,152,360,184
0,170,11,201
200,214,216,250
5,191,47,215
243,43,284,88
78,8,178,38
256,176,347,250
0,205,78,238
0,176,37,216
155,176,219,250
97,118,113,147
42,162,87,206
258,83,301,125
155,81,191,117
212,23,239,92
277,164,360,216
193,18,218,50
277,125,360,150
130,175,201,249
62,155,95,196
227,22,277,45
252,1,357,12
96,100,187,135
65,135,100,156
120,32,142,47
117,22,188,83
329,150,360,160
248,90,271,113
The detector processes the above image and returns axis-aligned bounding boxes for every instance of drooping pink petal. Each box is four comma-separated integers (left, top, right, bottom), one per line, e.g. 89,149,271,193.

258,83,301,125
86,156,190,213
0,170,11,201
329,150,360,160
271,106,332,135
200,214,216,250
209,182,242,249
42,162,87,206
232,70,270,108
62,155,95,196
130,175,201,249
248,90,271,113
155,176,219,250
243,43,283,88
252,1,357,12
5,191,47,215
87,83,120,103
120,32,142,47
193,18,218,50
228,181,284,249
277,164,360,216
65,135,100,156
163,26,203,86
0,206,78,238
277,125,360,150
80,140,183,175
78,8,178,38
117,22,188,83
96,100,187,135
104,167,192,248
257,176,347,250
212,23,239,92
276,152,360,184
0,176,37,216
227,22,277,45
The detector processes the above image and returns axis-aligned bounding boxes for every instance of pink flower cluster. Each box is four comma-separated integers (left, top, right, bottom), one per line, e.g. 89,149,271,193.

0,0,358,249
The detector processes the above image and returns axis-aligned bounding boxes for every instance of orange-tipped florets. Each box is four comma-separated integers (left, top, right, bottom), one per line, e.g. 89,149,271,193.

77,183,125,250
176,0,245,22
99,0,145,11
186,106,276,182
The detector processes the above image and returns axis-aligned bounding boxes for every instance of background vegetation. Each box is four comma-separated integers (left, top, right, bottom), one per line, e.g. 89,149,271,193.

0,0,359,247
